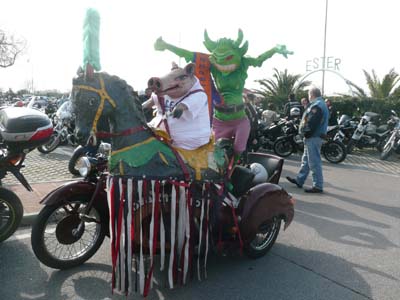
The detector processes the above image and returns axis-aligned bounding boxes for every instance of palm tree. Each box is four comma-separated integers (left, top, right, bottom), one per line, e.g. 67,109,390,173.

350,68,400,99
253,68,311,106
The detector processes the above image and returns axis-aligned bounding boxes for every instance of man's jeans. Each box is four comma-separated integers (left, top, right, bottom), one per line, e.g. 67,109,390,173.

296,137,323,190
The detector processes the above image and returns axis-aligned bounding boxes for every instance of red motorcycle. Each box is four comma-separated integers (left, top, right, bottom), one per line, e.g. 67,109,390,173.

0,107,53,242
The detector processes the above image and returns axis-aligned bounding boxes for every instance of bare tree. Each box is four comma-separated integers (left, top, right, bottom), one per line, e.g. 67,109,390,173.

0,29,26,68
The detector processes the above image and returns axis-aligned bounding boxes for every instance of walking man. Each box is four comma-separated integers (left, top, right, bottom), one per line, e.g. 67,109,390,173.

286,87,329,193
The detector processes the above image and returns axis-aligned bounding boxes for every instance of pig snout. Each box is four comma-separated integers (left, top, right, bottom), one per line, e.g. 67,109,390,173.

148,77,163,93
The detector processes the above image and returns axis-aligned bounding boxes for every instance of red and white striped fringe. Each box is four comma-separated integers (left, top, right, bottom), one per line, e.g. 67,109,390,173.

107,177,212,296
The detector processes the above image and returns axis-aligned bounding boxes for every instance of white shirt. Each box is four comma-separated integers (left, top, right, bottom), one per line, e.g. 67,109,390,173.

149,78,211,150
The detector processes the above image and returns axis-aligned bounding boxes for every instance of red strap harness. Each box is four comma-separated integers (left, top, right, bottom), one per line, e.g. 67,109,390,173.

95,125,147,139
157,89,205,132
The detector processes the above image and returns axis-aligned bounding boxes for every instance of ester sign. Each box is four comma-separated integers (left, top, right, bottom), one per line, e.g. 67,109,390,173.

306,56,342,72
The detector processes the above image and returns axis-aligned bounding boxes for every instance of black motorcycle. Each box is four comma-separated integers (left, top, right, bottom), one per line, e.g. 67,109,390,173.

248,119,286,152
273,119,347,164
0,107,52,242
332,114,358,145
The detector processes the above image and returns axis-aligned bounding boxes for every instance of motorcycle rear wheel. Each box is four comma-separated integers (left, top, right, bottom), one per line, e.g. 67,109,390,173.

31,197,106,269
0,188,23,242
37,133,61,154
322,140,346,164
273,139,294,157
244,218,281,259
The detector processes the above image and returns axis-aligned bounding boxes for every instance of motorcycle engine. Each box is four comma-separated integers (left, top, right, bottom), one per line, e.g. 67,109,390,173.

361,135,376,145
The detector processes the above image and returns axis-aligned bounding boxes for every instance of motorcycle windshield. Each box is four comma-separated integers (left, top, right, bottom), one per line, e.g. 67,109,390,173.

338,114,351,126
56,101,73,120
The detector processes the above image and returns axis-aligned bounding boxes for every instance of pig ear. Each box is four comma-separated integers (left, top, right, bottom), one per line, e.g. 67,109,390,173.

185,63,196,76
171,62,179,70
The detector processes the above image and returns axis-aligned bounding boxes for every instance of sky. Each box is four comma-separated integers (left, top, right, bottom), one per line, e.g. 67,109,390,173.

0,0,399,97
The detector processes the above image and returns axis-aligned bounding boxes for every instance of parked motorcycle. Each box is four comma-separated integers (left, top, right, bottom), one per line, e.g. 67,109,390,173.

346,112,391,154
31,149,292,269
333,114,358,145
0,107,53,242
247,119,286,152
273,119,347,163
380,110,400,160
37,101,77,154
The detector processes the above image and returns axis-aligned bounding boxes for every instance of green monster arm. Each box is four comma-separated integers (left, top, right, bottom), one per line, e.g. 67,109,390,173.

154,37,195,63
246,44,293,67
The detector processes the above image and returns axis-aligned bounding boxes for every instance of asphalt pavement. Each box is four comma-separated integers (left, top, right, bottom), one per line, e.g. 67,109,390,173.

1,145,399,300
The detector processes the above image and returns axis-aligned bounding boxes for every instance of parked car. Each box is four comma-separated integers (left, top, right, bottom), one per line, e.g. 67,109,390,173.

27,96,48,110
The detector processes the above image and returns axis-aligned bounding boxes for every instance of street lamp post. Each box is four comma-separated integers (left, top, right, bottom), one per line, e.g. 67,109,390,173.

322,0,329,95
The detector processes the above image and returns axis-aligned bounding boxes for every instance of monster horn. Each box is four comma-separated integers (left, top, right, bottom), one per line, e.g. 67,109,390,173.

240,41,249,56
234,29,244,47
83,8,101,80
203,30,217,52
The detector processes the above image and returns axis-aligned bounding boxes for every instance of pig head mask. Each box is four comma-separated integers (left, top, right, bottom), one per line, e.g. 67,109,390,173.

148,63,196,99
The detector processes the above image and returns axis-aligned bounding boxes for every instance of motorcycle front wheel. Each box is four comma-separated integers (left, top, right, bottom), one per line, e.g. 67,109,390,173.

31,197,106,269
244,218,281,259
346,139,355,154
0,188,23,242
322,140,347,164
380,136,395,161
37,133,61,154
273,139,294,157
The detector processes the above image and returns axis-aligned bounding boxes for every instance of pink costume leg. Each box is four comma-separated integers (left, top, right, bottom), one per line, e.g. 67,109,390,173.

233,117,251,154
212,117,235,141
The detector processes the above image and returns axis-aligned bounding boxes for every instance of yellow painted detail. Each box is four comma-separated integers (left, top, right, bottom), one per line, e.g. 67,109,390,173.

174,136,215,180
159,152,169,165
111,137,156,155
76,75,117,133
119,160,124,175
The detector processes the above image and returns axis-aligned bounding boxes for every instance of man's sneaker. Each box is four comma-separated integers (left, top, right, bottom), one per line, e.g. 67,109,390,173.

286,176,302,188
304,187,323,193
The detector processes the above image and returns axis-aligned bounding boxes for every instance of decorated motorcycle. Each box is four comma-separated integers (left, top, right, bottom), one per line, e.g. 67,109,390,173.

31,9,295,297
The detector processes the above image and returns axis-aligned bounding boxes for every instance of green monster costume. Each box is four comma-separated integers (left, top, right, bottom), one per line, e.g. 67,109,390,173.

155,30,293,159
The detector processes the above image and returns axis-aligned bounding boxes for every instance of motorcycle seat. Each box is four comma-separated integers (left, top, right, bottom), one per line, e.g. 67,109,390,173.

230,165,256,197
364,112,380,121
247,152,283,185
327,125,339,132
376,125,388,133
229,153,284,197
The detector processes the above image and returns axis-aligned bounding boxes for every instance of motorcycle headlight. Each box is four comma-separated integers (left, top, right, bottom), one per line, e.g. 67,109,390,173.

99,142,111,156
77,157,91,177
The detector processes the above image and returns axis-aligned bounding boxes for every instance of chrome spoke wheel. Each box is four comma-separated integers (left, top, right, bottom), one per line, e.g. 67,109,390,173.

42,203,101,261
249,220,280,251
